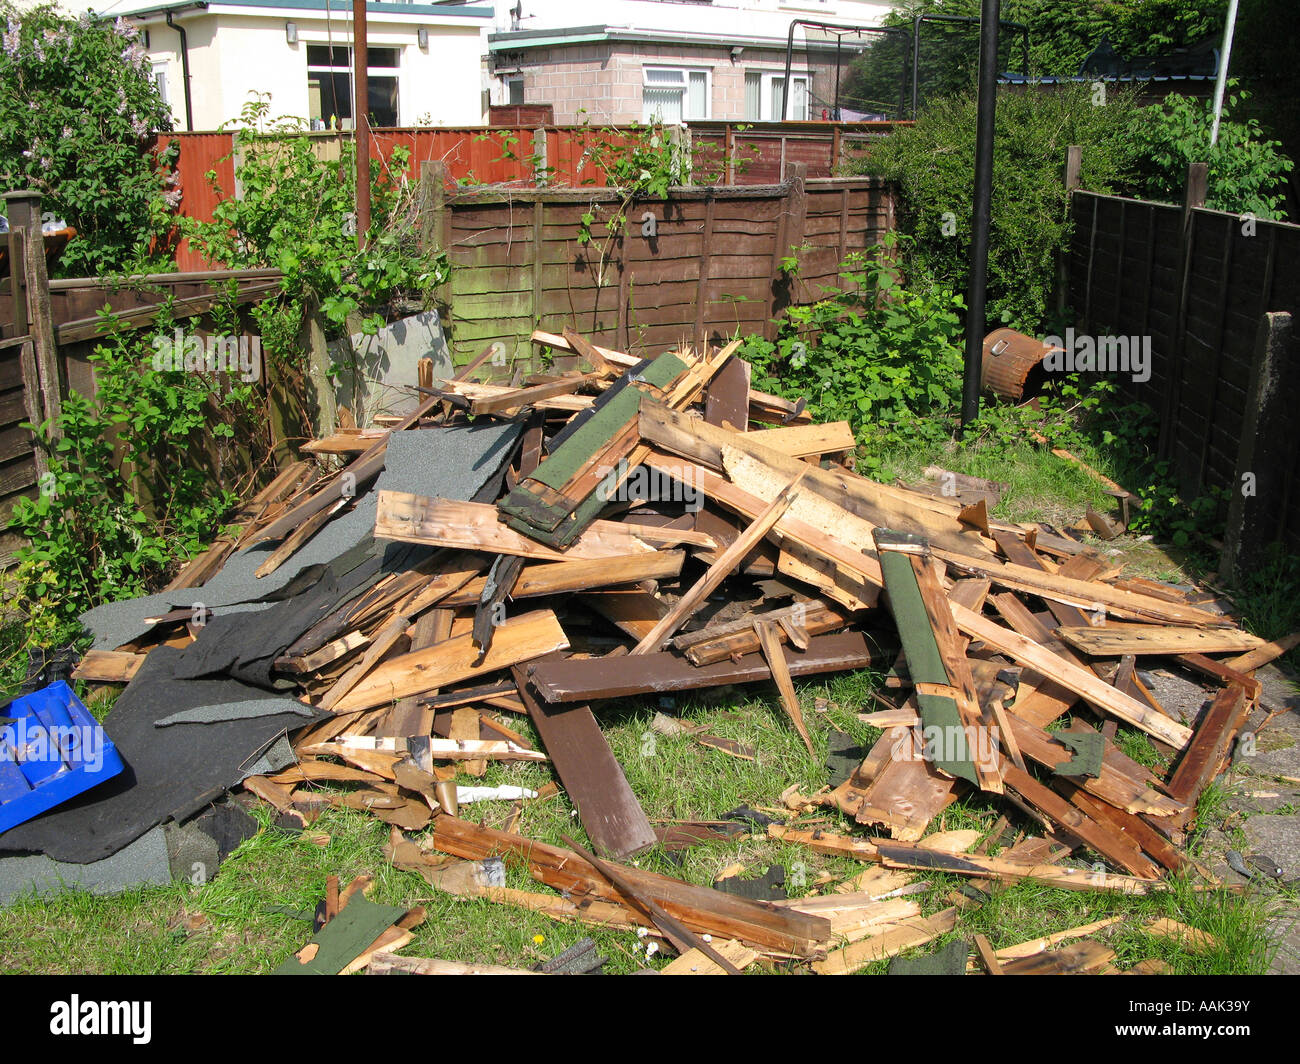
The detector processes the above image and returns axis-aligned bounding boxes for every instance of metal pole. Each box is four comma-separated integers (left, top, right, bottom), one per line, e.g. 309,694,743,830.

1209,0,1240,147
960,0,999,434
833,34,842,121
352,0,371,249
911,14,922,117
782,21,797,121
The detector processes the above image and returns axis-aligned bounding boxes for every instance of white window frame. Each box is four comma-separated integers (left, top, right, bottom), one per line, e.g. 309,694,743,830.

305,44,403,130
504,75,524,105
151,61,169,106
745,69,810,121
641,65,711,123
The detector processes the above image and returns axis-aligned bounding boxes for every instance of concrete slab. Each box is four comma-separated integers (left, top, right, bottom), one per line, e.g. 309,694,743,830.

330,310,452,426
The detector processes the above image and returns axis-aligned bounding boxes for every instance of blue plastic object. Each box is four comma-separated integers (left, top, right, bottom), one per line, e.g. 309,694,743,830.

0,681,124,835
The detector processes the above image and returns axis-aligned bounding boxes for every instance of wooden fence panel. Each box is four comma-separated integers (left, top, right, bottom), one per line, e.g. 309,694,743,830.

430,175,895,371
1068,189,1300,556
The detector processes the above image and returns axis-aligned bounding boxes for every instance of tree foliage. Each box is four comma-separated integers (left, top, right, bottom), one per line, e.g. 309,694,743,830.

0,2,173,276
1137,89,1294,218
862,84,1143,332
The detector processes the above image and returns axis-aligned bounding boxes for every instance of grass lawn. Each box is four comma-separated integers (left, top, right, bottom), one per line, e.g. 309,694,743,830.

0,669,1286,974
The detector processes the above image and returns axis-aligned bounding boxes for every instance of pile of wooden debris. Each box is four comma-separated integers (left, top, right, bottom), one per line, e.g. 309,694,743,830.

70,331,1290,974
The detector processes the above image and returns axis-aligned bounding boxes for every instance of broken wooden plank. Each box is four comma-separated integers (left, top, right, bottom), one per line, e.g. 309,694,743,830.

1165,683,1251,810
332,609,570,713
951,604,1194,749
745,421,856,458
375,493,659,562
527,630,896,703
937,550,1232,628
753,618,815,756
444,552,685,608
812,907,960,975
644,453,883,610
630,468,806,654
428,817,831,957
872,842,1160,894
70,650,146,683
675,600,847,666
513,663,656,861
1224,631,1300,673
1056,624,1264,657
1000,763,1162,879
470,372,602,415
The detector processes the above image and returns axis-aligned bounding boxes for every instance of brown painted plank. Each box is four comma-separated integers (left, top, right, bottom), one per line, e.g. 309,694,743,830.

428,816,831,956
527,630,896,703
1166,683,1251,808
1001,763,1162,879
513,663,656,860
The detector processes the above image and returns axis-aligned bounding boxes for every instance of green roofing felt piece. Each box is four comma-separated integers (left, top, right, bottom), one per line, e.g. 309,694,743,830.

876,537,978,786
887,938,970,976
826,730,866,788
497,353,688,546
272,894,406,975
1053,731,1104,780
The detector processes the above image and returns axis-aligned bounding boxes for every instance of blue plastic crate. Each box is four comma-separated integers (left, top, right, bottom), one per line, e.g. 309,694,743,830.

0,681,124,835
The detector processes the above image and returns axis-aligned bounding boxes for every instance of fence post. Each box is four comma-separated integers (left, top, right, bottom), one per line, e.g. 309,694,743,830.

767,161,808,338
303,298,337,439
1220,311,1293,586
3,191,62,441
418,160,454,352
531,126,548,184
1158,160,1208,464
1054,145,1082,318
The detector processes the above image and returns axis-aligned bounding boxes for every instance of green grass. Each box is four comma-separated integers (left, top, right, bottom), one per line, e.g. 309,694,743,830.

0,672,1278,975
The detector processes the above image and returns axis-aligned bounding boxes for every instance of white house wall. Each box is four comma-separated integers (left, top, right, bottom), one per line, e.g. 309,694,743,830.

133,10,488,130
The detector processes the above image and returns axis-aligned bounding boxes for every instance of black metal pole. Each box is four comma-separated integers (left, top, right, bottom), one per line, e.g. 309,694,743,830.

960,0,999,433
911,14,922,117
353,0,371,249
833,35,842,120
782,21,797,120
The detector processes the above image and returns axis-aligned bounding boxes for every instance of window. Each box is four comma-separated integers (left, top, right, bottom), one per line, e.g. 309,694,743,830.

743,70,808,121
152,62,169,106
307,44,401,129
642,66,709,123
506,76,524,105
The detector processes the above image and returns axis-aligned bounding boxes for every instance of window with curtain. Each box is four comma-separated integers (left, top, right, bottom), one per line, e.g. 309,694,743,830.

744,72,761,121
642,66,710,122
745,70,810,121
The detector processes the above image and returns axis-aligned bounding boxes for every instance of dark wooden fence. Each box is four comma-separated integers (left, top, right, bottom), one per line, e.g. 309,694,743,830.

423,167,897,367
1067,182,1300,576
0,189,288,566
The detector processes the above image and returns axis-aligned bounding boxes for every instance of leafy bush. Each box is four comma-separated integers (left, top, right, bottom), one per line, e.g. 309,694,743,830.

741,239,966,472
1133,89,1294,219
0,3,173,276
10,295,258,628
862,84,1142,333
184,96,446,349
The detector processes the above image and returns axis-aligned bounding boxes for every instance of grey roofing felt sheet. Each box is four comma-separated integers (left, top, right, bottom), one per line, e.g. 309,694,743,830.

155,698,316,728
0,827,171,906
0,648,321,863
78,423,521,651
